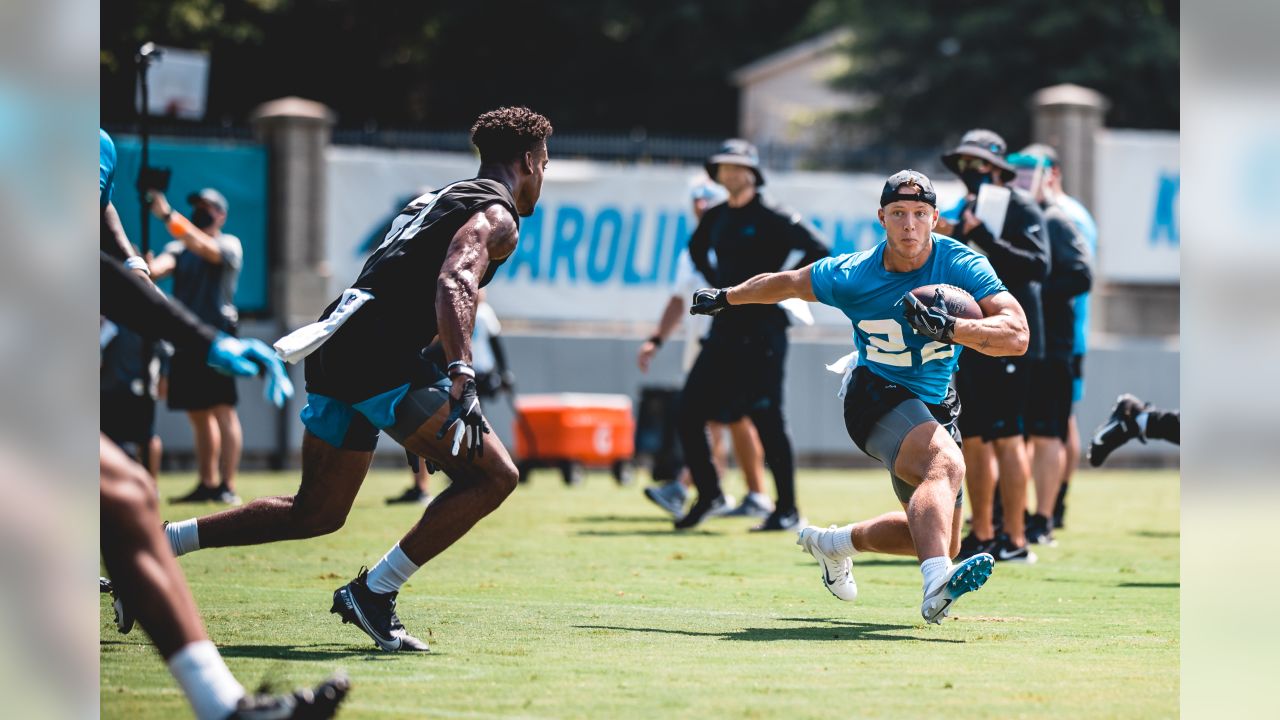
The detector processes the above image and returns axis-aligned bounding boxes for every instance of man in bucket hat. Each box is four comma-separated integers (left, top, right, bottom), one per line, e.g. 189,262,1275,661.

674,139,830,532
942,129,1050,565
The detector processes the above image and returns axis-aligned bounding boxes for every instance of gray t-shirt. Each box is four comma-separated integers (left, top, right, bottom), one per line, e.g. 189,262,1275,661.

161,232,242,331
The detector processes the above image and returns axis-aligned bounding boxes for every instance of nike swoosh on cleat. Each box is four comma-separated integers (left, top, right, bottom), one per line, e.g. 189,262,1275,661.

997,548,1025,560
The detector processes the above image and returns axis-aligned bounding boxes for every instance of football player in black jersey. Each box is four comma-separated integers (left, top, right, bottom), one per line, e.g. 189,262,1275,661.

162,108,552,652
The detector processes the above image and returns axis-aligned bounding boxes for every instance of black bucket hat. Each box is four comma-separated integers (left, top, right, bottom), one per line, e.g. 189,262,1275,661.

941,129,1016,181
705,138,765,188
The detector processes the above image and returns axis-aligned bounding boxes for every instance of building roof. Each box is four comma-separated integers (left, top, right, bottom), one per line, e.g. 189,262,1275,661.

730,28,854,87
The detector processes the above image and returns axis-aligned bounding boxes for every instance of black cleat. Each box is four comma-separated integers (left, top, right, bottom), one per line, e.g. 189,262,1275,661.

1025,513,1058,547
673,493,728,531
750,507,805,533
99,576,134,634
170,483,217,504
226,673,350,719
991,533,1037,564
1088,393,1151,467
954,532,996,562
214,483,242,505
331,568,430,652
385,486,432,506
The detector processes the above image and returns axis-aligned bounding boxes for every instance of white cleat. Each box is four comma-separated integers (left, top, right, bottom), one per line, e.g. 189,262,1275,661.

921,553,995,624
796,525,858,602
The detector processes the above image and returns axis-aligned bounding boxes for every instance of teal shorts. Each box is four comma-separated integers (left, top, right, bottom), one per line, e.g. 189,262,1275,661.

300,376,451,451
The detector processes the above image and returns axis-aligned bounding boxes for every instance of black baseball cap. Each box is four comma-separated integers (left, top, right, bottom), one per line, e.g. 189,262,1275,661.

880,170,937,208
705,138,765,187
941,129,1017,181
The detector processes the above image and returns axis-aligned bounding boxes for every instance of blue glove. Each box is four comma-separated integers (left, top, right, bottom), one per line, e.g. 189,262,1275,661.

205,334,295,408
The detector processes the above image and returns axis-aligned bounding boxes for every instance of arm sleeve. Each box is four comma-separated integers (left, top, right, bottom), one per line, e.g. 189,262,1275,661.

808,256,841,307
963,198,1050,284
100,251,217,354
1043,214,1093,298
686,212,715,285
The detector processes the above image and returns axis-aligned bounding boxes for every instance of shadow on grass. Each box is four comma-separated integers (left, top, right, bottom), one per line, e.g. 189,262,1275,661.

1117,581,1180,589
1131,530,1179,539
575,528,723,537
571,514,672,524
577,617,963,644
218,643,413,662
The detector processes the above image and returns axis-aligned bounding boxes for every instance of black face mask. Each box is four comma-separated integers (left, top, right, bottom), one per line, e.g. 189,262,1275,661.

959,168,990,194
191,208,215,229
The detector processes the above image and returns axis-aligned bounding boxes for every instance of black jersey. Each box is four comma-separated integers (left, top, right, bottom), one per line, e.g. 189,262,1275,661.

954,188,1050,360
687,194,830,336
305,178,518,402
1039,202,1093,361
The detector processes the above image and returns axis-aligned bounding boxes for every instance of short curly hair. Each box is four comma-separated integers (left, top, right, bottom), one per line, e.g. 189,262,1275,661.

470,107,553,164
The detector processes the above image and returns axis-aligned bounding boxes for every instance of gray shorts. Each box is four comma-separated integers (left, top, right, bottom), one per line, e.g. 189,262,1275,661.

863,398,964,508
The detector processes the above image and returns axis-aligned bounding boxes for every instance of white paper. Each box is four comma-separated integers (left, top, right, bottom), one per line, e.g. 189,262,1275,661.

975,184,1011,236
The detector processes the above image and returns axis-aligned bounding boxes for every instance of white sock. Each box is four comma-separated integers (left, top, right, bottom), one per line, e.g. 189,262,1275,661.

366,543,420,594
167,640,245,720
746,492,773,506
1135,411,1149,437
166,519,201,557
920,556,951,592
825,524,858,558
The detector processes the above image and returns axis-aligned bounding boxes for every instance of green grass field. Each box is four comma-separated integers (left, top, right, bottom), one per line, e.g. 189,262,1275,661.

101,467,1178,719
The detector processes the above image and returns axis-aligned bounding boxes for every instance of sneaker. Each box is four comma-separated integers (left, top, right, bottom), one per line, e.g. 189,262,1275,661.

1089,393,1150,467
226,674,350,719
1025,513,1057,547
170,483,217,504
921,553,995,624
750,507,805,533
991,533,1037,564
673,493,730,530
214,484,242,505
954,532,996,562
386,486,433,506
644,482,688,517
331,568,430,652
724,492,775,518
99,577,133,634
796,526,857,601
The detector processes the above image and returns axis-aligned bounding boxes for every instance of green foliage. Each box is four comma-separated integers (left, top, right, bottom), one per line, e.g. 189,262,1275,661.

803,0,1179,147
101,467,1179,718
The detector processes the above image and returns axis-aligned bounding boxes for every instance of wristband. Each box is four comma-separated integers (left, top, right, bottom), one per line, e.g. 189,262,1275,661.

166,212,194,238
647,334,663,348
124,256,150,276
447,361,476,379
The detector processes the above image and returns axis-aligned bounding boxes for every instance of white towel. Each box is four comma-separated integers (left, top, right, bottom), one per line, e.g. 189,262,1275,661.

273,288,374,364
825,349,860,399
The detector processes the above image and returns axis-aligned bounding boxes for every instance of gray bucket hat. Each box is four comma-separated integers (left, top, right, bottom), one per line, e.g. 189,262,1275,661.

705,138,765,188
941,129,1016,181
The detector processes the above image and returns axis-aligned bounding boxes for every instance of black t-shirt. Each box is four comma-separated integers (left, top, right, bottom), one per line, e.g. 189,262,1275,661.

1040,202,1093,361
687,194,830,336
954,188,1050,360
306,178,518,401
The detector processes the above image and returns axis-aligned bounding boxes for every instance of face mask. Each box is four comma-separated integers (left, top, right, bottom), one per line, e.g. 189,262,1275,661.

191,208,215,228
959,168,989,194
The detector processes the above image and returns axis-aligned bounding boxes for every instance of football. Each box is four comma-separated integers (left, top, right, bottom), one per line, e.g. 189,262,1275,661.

908,284,983,320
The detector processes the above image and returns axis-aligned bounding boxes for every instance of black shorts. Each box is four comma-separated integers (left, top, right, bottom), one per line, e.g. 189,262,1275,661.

955,351,1029,441
681,328,785,422
1026,358,1073,441
167,347,237,411
101,389,156,450
842,366,963,507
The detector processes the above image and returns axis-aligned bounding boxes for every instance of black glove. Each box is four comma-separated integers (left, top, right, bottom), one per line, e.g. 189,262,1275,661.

902,290,957,344
436,379,490,460
690,288,731,316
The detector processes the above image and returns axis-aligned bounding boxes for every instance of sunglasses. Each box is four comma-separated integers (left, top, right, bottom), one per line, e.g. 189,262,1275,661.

955,156,990,173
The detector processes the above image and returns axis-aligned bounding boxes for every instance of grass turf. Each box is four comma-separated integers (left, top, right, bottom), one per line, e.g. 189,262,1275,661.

101,467,1178,718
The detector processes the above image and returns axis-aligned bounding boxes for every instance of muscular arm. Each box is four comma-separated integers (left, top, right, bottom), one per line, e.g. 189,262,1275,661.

724,266,817,305
149,193,225,264
101,202,137,261
436,204,519,392
950,291,1029,357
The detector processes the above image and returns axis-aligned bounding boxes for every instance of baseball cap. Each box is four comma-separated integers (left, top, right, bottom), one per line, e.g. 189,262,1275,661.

880,169,937,207
186,187,228,213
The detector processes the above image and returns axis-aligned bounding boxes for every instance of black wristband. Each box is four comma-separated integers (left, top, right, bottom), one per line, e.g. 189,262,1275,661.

647,334,663,348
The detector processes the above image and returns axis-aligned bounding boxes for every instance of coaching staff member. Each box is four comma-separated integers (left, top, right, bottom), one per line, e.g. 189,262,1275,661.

675,140,829,531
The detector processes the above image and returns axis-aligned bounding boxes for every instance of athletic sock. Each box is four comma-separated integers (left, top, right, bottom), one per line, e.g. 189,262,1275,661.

825,524,858,558
166,518,201,557
746,491,772,507
366,543,420,594
920,556,951,593
1135,411,1149,438
167,640,245,720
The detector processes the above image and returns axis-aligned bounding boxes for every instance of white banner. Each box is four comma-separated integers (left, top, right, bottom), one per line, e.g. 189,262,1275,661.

325,146,966,325
1093,130,1179,283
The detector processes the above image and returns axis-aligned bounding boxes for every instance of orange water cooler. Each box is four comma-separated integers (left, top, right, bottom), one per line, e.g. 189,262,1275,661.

512,393,635,485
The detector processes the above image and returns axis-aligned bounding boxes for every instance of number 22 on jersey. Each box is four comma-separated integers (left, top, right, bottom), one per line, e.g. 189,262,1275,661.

858,319,952,367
